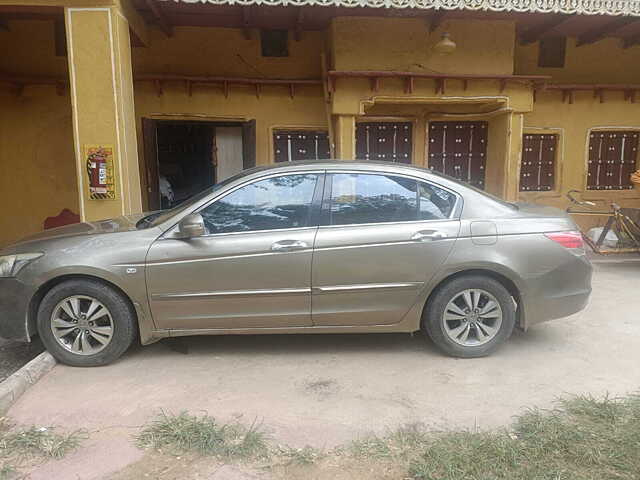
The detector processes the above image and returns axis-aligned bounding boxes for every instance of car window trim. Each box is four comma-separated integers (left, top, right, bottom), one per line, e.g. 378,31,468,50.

163,170,326,239
320,170,461,228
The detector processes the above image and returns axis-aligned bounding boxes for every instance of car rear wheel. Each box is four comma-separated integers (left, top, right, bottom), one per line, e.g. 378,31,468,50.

423,275,516,358
37,279,136,367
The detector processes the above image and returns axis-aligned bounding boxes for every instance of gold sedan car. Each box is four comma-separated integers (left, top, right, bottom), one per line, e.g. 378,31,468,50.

0,161,592,366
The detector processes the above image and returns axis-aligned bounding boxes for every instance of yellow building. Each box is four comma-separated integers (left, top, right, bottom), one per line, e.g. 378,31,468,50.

2,0,640,246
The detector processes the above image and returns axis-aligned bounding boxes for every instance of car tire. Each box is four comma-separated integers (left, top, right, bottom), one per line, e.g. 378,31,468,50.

37,279,137,367
423,275,516,358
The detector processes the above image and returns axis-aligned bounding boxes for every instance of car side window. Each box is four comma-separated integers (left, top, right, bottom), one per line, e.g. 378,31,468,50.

200,174,318,234
329,173,456,226
330,173,418,225
417,180,456,220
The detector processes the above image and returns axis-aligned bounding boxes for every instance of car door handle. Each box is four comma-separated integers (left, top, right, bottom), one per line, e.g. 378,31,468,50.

271,240,309,251
411,230,447,242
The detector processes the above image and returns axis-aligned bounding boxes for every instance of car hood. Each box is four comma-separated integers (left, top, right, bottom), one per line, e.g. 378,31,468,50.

2,214,149,253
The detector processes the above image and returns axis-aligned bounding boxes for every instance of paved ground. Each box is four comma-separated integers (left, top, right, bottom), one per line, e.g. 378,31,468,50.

6,259,640,479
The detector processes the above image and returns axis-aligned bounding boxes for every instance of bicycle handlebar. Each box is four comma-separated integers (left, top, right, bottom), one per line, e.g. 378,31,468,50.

566,190,596,207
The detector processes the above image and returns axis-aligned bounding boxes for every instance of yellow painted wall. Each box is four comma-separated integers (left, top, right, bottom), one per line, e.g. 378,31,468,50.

0,20,77,247
0,89,78,247
330,17,515,75
0,19,68,77
516,37,640,83
520,92,640,230
516,38,640,228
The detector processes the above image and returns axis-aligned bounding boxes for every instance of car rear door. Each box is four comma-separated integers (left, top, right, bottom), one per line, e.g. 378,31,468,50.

146,172,323,331
311,171,460,327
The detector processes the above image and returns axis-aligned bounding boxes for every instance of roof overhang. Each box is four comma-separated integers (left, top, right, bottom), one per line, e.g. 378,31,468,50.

159,0,640,17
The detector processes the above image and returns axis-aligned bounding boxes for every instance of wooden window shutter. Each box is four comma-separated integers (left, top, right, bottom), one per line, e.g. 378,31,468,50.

520,133,557,191
273,130,330,162
587,131,639,190
355,122,413,163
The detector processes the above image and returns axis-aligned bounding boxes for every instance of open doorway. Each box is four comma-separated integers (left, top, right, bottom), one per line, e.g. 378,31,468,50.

141,119,256,210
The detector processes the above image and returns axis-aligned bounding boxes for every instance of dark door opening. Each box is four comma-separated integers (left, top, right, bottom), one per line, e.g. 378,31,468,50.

428,121,488,189
141,119,256,211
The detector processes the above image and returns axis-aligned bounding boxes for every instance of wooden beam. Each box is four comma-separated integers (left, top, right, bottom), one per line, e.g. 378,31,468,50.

294,7,304,42
623,33,640,48
54,19,66,57
241,6,252,40
429,10,446,33
0,18,8,31
519,15,571,45
576,17,637,46
119,0,149,47
144,0,172,38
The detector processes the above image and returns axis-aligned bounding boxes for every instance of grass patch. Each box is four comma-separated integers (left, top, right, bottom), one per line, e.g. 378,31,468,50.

136,411,269,461
275,445,326,466
136,393,640,480
0,420,85,478
408,393,640,480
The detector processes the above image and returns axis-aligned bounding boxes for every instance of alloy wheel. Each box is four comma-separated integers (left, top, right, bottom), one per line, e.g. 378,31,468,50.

50,295,114,355
441,288,503,347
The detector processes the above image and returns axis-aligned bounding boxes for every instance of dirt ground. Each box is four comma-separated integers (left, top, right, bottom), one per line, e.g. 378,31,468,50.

5,258,640,479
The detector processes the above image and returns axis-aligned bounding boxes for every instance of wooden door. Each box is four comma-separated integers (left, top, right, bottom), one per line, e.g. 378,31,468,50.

428,121,488,189
355,122,412,163
242,120,256,169
142,118,160,211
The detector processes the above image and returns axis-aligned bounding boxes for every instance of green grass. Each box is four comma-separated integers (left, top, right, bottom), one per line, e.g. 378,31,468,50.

138,394,640,479
136,411,269,461
0,421,85,478
408,393,640,480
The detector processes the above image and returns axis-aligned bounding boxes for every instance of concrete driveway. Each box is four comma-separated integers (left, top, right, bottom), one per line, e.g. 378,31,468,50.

7,259,640,479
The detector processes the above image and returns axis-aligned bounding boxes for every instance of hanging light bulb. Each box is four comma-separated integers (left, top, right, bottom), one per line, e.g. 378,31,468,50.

433,32,457,55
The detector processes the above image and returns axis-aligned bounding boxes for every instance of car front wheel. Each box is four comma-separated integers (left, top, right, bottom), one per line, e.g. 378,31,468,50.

423,275,516,358
37,279,137,367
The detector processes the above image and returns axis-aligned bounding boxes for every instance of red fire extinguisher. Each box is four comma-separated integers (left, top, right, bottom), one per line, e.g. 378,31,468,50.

87,148,108,194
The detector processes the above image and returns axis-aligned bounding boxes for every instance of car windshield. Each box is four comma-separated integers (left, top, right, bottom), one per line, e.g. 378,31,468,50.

136,171,250,229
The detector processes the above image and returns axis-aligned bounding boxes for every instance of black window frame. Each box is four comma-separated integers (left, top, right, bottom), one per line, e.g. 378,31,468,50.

195,172,326,236
320,172,459,227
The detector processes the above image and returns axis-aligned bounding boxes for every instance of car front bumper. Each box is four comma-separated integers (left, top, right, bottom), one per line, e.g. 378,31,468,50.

0,278,35,341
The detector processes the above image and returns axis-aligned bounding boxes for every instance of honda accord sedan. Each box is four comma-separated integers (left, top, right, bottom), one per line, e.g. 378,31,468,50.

0,161,592,366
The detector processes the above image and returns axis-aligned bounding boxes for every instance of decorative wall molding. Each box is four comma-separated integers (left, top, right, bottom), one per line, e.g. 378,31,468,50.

162,0,640,17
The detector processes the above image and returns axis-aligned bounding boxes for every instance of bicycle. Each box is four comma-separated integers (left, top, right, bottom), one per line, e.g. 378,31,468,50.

566,190,640,254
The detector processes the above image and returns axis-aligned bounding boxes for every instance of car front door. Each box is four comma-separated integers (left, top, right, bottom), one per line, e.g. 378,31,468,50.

312,172,460,326
146,172,322,331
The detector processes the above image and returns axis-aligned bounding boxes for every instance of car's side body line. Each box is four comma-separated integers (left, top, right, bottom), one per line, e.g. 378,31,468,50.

152,288,311,300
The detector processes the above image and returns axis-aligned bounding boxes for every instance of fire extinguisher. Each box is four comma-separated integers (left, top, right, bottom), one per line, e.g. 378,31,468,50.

87,149,108,193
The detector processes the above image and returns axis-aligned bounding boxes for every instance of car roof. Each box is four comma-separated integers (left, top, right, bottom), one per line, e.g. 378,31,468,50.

247,159,448,178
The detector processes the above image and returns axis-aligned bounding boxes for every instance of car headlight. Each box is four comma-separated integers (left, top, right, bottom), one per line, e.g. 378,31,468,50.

0,253,44,278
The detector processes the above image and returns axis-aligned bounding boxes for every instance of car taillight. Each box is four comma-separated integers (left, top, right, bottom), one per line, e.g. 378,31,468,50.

544,231,585,250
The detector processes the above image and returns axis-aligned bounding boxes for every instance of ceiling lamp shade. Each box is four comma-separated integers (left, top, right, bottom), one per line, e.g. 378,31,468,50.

433,32,457,55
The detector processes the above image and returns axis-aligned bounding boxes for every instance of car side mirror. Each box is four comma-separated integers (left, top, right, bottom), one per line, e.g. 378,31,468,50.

177,213,206,239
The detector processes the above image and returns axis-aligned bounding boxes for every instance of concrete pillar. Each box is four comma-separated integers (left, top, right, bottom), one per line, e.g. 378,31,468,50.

334,115,356,160
65,6,142,221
